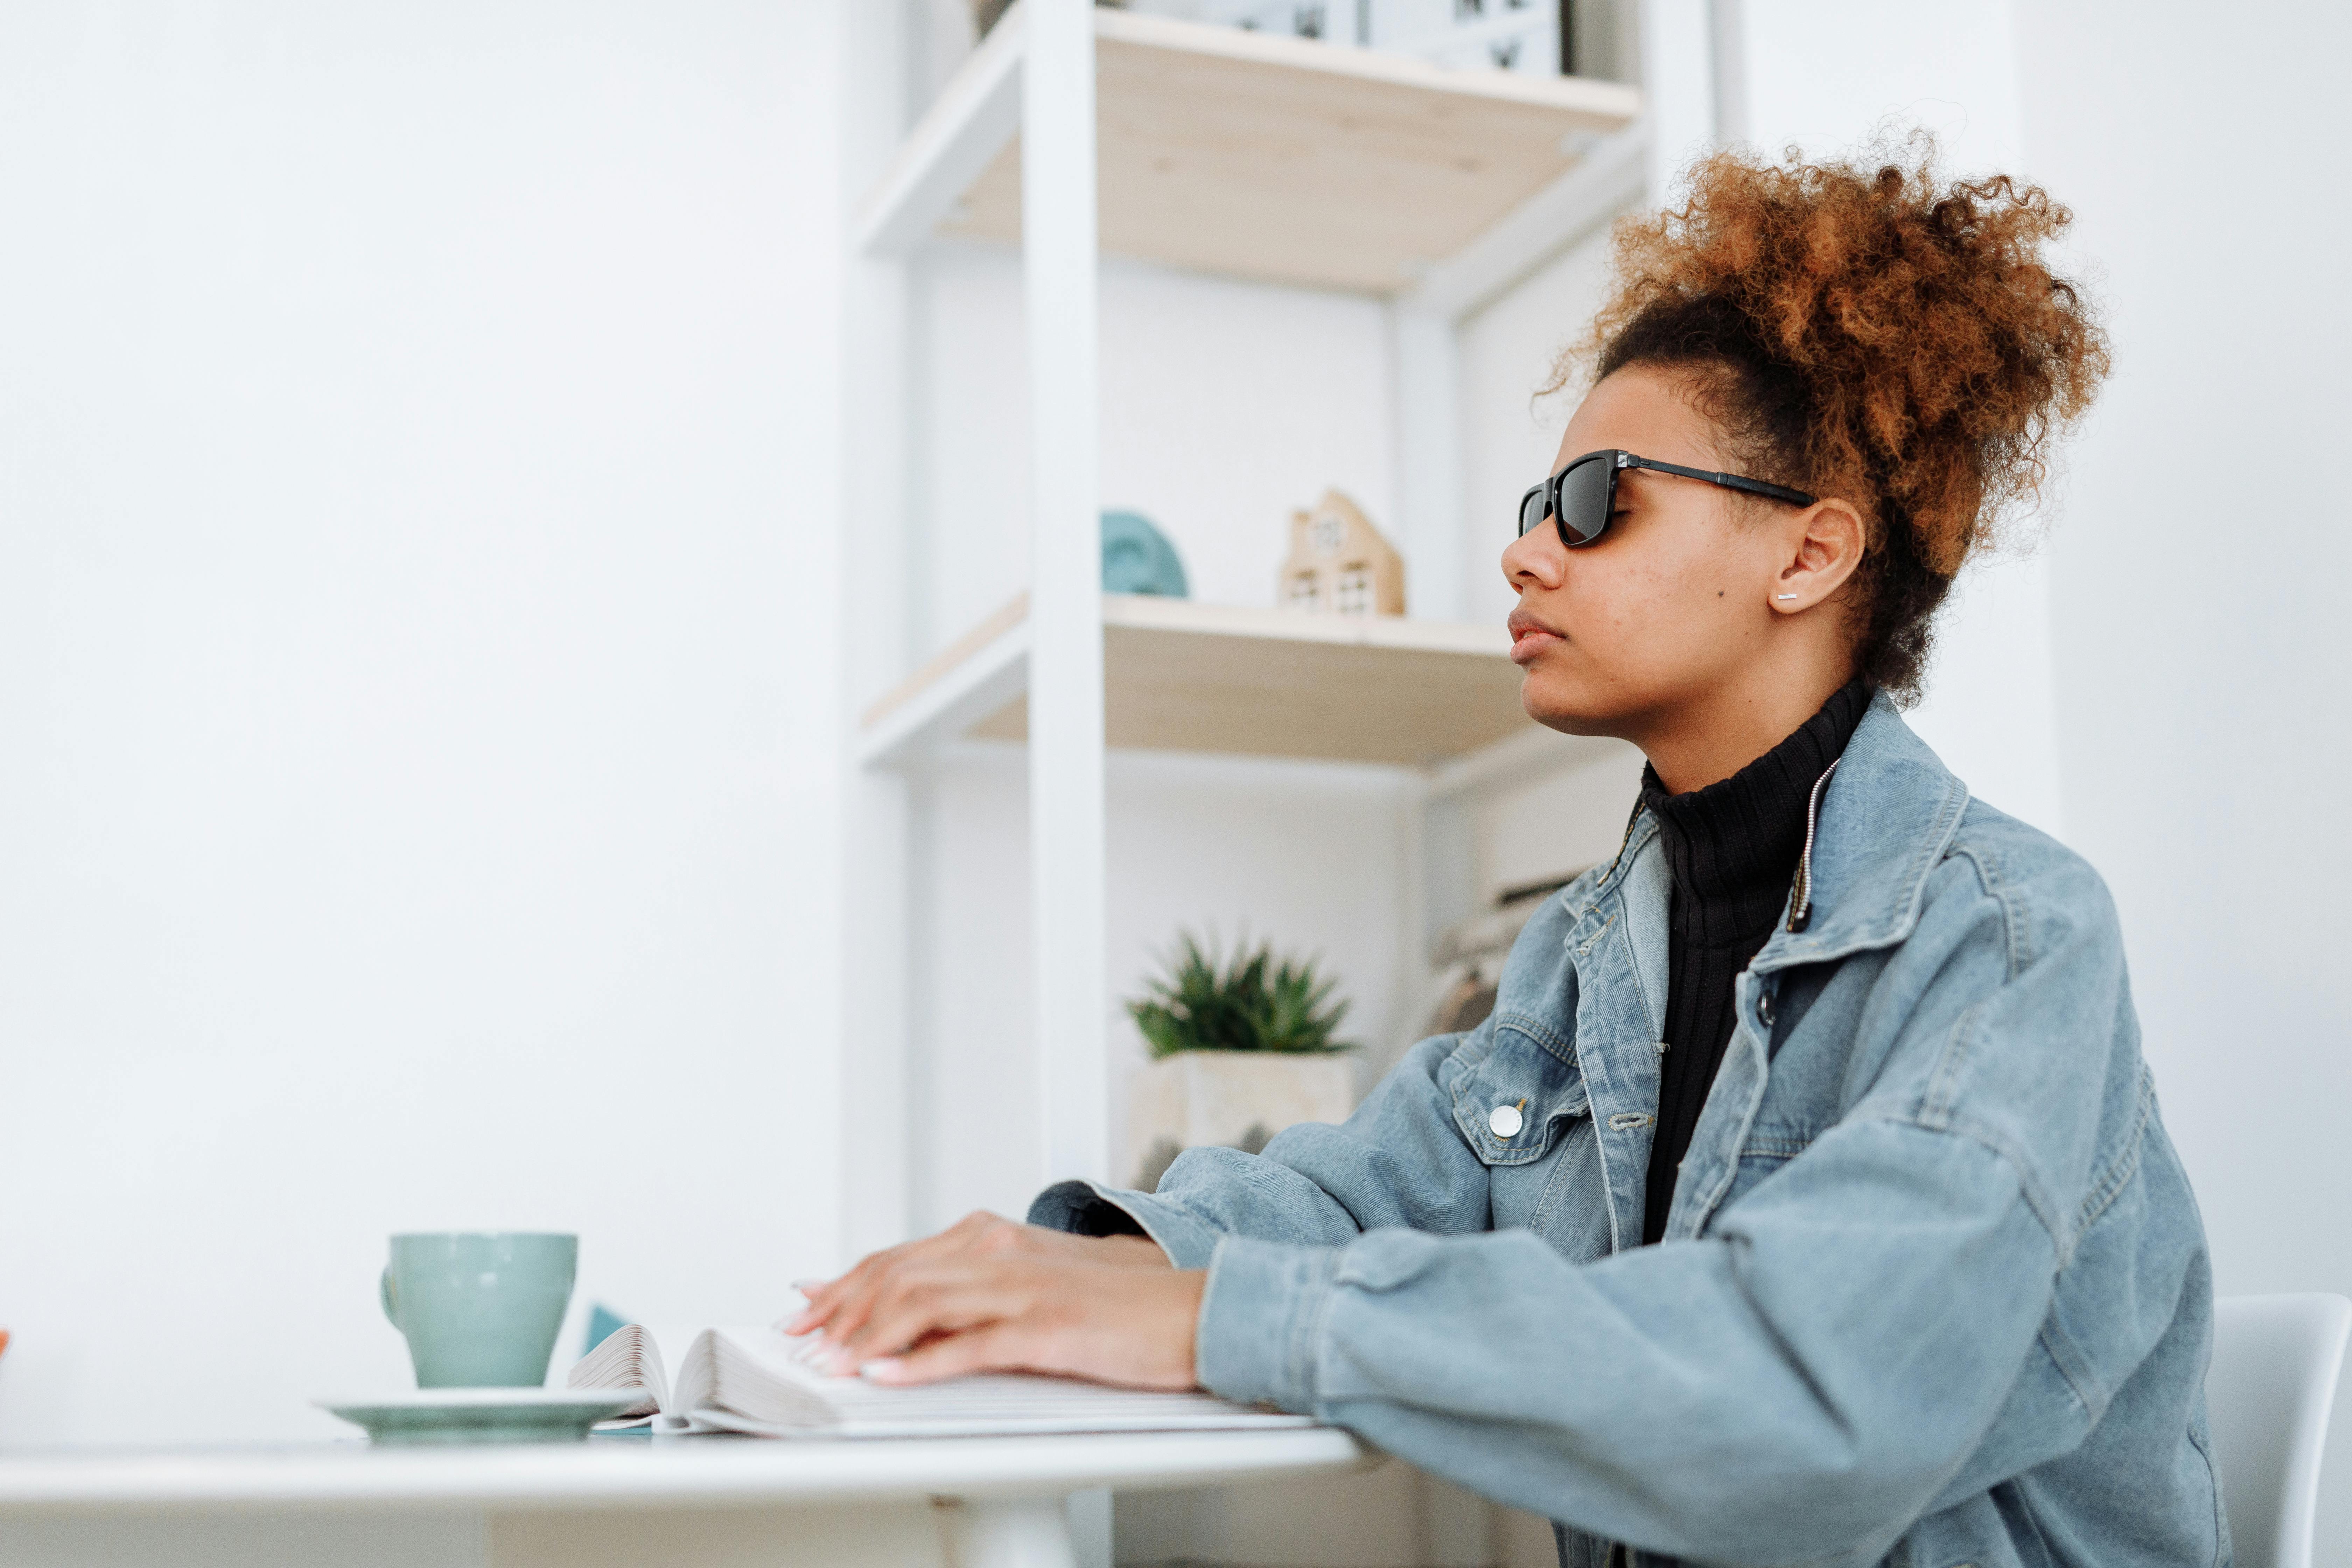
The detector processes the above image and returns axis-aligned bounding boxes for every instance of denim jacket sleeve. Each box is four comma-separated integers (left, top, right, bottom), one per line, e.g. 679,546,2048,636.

1041,847,2147,1568
1029,1021,1506,1268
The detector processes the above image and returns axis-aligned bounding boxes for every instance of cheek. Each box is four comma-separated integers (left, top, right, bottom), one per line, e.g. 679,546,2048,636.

1567,554,1678,663
1570,539,1742,678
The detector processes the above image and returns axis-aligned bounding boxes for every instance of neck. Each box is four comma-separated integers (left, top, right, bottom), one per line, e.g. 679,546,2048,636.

1632,657,1857,794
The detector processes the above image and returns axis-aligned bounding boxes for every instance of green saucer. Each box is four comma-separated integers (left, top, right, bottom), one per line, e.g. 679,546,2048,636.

317,1388,641,1445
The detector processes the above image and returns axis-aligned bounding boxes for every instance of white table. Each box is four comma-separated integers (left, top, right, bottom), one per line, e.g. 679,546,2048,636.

0,1428,1369,1568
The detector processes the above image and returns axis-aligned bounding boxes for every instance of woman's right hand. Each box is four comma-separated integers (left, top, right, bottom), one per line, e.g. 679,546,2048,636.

782,1210,1168,1347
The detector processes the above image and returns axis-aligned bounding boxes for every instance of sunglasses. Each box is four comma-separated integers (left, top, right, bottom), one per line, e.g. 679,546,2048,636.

1517,449,1818,548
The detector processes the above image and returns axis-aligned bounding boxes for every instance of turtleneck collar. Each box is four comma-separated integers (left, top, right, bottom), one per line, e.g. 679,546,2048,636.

1637,677,1871,948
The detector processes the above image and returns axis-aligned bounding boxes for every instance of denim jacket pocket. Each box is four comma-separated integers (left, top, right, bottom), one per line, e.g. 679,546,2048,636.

1445,1013,1591,1167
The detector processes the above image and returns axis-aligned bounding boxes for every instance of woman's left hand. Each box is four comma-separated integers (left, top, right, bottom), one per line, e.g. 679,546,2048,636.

787,1246,1207,1390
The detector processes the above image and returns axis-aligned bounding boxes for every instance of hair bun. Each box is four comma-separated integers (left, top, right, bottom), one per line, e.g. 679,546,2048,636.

1565,140,2109,698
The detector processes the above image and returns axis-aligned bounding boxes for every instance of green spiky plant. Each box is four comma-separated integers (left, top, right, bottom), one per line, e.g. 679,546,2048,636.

1128,932,1352,1059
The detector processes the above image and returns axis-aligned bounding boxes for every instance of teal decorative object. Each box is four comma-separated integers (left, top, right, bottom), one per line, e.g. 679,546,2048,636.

583,1302,629,1357
1101,510,1189,597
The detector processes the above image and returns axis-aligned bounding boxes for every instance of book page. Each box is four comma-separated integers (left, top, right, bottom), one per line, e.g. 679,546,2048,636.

568,1322,695,1426
688,1325,1317,1439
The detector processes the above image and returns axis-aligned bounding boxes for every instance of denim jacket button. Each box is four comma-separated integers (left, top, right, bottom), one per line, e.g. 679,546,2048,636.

1757,989,1776,1027
1489,1103,1524,1138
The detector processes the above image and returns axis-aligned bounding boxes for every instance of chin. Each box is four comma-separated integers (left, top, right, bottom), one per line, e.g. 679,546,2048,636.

1514,677,1609,738
1518,670,1621,739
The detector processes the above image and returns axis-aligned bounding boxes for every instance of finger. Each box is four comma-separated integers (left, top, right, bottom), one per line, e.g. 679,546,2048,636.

777,1278,836,1335
791,1211,1016,1339
837,1263,1031,1368
782,1260,880,1335
812,1245,934,1344
836,1267,1003,1367
795,1228,945,1338
813,1213,1009,1344
863,1322,1032,1387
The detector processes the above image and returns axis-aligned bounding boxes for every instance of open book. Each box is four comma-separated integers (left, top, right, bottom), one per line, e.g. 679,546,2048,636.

568,1323,1314,1438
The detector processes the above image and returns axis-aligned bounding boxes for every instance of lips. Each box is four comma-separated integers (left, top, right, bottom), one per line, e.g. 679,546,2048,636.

1507,608,1565,665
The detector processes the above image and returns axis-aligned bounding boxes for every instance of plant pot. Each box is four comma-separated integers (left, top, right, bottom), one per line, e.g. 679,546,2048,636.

1127,1050,1357,1191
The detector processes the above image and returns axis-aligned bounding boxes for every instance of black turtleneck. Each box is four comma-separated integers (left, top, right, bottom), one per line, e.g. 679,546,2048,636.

1637,677,1869,1246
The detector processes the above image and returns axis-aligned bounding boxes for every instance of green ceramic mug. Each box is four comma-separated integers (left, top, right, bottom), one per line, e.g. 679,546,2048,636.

379,1232,576,1388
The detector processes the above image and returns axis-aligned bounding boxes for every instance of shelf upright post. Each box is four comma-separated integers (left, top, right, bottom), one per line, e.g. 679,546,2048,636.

1023,0,1110,1189
839,0,917,1260
1390,296,1467,974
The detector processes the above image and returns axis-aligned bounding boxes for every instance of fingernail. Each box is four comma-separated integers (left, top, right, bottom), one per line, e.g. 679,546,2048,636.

824,1347,855,1376
862,1358,903,1382
790,1278,828,1293
779,1312,811,1334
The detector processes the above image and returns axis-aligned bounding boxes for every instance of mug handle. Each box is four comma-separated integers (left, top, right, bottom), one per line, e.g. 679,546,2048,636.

379,1267,401,1330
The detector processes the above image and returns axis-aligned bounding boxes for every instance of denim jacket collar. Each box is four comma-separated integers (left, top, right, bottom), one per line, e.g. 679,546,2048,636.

1556,692,1972,1248
1568,692,1970,969
1751,690,1972,974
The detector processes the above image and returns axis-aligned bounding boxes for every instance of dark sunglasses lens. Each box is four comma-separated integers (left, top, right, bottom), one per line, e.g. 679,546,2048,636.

1556,458,1613,546
1518,484,1550,538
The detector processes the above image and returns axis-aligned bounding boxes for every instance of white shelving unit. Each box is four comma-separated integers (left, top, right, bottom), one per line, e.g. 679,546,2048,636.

839,0,1643,1247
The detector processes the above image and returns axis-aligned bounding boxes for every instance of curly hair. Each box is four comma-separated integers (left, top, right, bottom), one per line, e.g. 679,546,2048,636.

1554,142,2108,701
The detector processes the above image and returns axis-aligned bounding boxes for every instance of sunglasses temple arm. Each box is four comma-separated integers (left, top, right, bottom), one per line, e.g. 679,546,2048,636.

1718,474,1817,506
1632,455,1816,509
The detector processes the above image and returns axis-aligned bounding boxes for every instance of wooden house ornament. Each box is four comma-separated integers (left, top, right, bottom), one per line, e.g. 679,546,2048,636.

1280,489,1406,617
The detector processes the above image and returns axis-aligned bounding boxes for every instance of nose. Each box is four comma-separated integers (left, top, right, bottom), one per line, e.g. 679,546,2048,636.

1502,517,1567,593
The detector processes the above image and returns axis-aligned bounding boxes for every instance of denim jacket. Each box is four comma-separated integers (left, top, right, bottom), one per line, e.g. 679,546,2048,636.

1035,694,2222,1568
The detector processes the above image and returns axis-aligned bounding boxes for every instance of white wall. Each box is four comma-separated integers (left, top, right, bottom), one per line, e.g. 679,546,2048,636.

2010,2,2352,1556
0,0,844,1454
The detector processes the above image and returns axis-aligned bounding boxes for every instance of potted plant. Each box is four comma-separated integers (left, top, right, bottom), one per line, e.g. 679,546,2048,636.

1125,933,1356,1191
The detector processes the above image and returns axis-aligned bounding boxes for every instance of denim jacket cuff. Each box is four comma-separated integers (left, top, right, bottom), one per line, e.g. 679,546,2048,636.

1026,1179,1228,1270
1195,1235,1339,1412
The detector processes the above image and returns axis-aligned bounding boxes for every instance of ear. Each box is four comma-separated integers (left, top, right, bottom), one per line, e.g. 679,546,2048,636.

1768,498,1866,614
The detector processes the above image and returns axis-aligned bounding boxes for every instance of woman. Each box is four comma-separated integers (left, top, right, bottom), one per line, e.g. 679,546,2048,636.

791,148,2220,1568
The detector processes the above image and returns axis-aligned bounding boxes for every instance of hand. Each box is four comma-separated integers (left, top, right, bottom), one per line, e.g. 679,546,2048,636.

787,1210,1166,1343
784,1210,1200,1389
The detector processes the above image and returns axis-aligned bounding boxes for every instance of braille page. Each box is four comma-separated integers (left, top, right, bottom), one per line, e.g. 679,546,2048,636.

674,1325,1315,1439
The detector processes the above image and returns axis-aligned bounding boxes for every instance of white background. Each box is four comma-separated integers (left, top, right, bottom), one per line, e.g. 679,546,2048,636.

2,0,2349,1563
0,0,847,1445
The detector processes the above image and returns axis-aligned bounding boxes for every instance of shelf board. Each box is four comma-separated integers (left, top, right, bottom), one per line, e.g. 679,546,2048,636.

858,593,1541,768
855,6,1642,295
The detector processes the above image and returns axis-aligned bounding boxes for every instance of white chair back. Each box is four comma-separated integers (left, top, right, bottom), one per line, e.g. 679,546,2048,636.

2207,1293,2352,1568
